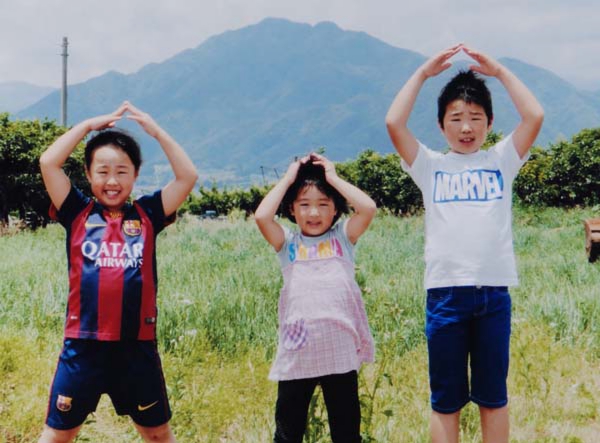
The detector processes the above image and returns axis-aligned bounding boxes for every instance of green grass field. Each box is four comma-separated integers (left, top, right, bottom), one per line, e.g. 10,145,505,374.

1,207,599,442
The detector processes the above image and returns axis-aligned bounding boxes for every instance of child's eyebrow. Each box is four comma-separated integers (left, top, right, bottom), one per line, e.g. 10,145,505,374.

448,110,484,117
296,197,331,202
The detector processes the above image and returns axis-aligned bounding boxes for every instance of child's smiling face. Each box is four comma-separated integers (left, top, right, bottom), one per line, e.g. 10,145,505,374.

85,144,138,211
440,99,492,155
291,185,337,237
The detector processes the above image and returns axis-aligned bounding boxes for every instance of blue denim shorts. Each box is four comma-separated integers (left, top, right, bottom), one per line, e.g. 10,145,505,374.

45,339,172,430
425,286,511,413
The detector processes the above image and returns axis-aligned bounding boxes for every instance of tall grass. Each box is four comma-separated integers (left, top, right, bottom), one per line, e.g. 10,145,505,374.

1,207,599,442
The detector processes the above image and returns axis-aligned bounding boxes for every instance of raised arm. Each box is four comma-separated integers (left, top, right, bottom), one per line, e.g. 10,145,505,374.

39,104,127,209
311,154,376,244
463,46,544,158
125,102,198,216
386,44,462,166
254,159,302,251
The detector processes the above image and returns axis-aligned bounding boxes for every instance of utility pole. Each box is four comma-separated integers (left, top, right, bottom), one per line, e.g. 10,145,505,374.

60,37,68,127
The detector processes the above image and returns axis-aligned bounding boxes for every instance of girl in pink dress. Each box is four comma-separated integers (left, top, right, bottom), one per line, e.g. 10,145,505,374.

255,153,376,443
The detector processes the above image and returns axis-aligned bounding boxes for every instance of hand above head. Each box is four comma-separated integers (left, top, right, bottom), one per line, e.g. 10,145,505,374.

86,102,128,131
309,153,338,182
123,101,162,138
283,155,310,184
462,45,503,77
420,44,463,79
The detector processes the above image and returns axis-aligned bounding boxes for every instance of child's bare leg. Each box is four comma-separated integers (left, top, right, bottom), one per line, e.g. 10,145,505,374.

430,410,459,443
38,425,81,443
135,422,176,443
480,405,509,443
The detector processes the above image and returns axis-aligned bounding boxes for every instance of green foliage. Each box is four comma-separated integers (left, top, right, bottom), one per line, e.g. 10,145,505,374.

183,184,270,217
336,149,422,215
513,146,553,205
515,127,600,207
0,114,89,227
481,130,503,150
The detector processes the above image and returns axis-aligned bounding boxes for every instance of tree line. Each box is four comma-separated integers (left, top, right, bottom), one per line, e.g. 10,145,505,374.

1,112,599,228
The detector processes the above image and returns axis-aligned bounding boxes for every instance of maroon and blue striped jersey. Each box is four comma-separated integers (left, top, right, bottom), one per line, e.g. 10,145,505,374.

51,186,173,341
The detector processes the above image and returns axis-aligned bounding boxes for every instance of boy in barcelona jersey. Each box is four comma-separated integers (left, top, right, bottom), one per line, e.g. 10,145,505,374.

37,102,198,443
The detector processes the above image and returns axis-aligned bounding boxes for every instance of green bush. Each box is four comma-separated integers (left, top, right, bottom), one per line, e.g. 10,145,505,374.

514,146,553,206
183,184,270,217
0,114,88,226
336,149,422,215
515,127,600,207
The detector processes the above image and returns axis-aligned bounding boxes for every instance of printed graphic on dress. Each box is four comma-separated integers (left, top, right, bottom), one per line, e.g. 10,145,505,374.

288,237,343,262
433,169,504,203
282,319,308,351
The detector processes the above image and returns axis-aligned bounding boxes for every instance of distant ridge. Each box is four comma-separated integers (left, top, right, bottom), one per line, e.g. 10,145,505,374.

0,81,55,114
18,18,600,186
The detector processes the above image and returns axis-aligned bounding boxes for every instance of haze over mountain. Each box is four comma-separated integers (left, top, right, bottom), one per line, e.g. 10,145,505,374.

18,18,600,186
0,82,55,114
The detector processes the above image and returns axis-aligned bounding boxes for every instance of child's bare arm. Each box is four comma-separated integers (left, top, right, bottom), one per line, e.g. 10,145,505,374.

386,44,462,166
255,159,303,251
463,46,544,158
125,102,198,216
39,104,126,210
311,154,376,244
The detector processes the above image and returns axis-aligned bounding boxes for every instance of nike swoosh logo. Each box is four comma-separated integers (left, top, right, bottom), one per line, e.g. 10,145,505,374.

137,401,159,411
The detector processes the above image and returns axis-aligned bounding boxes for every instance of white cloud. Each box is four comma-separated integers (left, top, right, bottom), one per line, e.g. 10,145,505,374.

0,0,598,89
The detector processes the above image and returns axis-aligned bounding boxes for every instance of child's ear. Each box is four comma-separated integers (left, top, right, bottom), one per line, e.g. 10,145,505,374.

487,117,493,131
85,168,92,182
438,121,446,135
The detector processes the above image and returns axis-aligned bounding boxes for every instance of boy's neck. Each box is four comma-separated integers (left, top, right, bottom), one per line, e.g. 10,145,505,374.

105,209,124,219
448,147,482,155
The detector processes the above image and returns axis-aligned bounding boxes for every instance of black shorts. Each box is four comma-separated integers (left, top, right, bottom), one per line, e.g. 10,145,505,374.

45,339,172,430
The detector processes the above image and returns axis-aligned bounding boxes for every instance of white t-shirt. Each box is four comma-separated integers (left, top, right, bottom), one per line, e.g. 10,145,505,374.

402,133,528,289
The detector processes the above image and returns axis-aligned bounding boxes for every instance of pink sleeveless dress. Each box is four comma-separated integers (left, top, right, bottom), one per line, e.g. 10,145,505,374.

269,224,374,381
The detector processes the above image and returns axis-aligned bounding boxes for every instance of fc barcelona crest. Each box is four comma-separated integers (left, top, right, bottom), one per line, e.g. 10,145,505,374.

56,395,72,412
123,220,142,236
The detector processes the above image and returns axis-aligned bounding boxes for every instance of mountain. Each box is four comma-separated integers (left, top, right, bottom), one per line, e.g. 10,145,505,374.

18,18,600,186
0,81,55,114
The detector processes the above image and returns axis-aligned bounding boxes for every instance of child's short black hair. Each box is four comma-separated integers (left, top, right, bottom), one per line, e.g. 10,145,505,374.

281,158,348,225
437,70,493,128
85,129,142,172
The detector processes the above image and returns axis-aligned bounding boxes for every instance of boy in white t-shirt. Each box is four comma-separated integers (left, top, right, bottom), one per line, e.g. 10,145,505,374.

385,44,544,443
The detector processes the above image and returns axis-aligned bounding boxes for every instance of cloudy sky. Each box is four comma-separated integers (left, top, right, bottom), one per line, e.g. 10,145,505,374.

1,0,599,90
